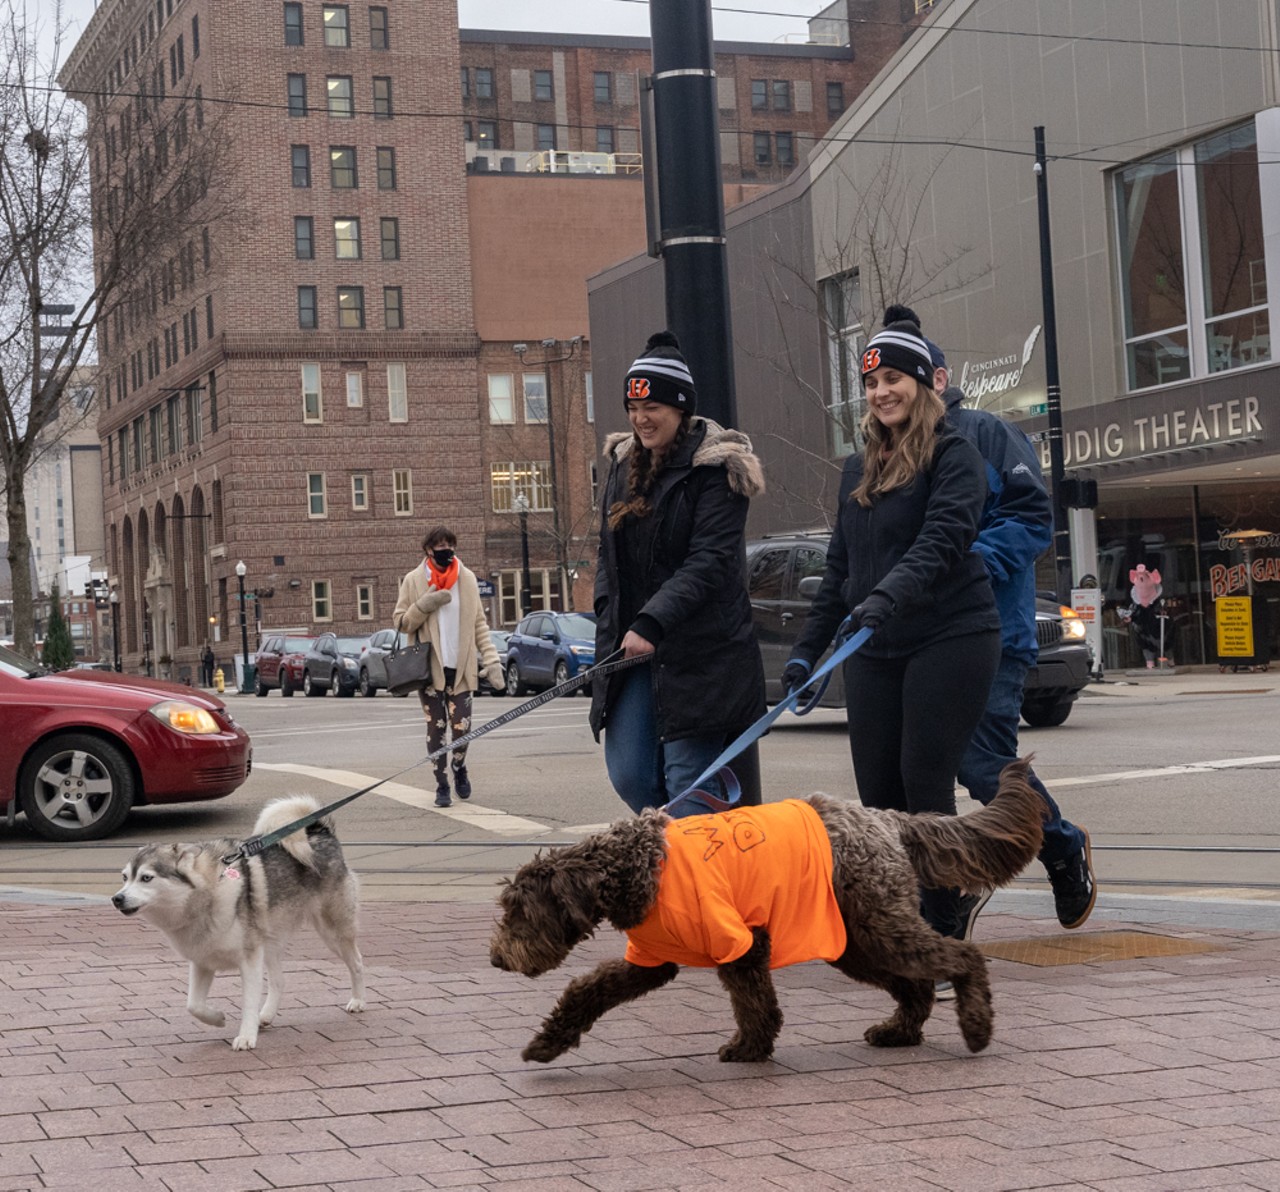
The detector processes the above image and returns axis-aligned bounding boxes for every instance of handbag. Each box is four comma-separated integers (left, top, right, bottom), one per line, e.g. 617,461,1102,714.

385,631,433,694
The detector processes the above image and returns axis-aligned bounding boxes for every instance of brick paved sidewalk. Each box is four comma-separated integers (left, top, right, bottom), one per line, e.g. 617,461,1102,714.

3,898,1280,1192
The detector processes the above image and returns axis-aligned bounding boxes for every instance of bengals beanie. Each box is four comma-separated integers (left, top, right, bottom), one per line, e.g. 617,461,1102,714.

860,305,935,383
624,330,697,414
883,304,946,371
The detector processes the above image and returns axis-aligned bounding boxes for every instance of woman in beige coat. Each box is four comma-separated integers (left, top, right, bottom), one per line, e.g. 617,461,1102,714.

393,526,504,807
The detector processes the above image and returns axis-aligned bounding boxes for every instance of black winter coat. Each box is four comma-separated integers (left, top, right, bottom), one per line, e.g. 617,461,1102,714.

793,427,999,662
589,418,766,744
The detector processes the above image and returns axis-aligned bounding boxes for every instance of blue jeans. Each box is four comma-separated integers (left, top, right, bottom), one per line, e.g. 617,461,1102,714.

604,665,728,815
956,652,1086,868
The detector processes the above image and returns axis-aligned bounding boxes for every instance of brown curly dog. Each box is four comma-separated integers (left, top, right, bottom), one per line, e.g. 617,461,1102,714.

491,759,1044,1064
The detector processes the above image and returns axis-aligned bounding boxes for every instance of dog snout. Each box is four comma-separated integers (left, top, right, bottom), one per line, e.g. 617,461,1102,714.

111,892,125,908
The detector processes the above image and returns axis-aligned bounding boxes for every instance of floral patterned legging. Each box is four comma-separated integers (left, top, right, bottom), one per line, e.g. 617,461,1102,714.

419,670,472,785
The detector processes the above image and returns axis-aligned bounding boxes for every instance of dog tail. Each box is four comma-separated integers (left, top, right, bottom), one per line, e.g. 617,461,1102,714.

897,758,1045,893
250,795,332,871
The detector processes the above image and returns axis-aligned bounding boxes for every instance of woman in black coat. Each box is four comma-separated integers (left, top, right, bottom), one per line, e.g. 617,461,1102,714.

783,315,1001,940
590,331,766,814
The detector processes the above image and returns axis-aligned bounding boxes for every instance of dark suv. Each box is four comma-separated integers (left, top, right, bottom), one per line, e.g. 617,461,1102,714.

746,532,1091,727
504,612,596,695
253,634,314,697
301,633,369,697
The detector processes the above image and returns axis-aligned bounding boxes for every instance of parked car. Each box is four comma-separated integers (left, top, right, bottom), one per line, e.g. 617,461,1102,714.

746,531,1092,726
504,612,597,695
253,634,314,697
0,642,252,842
477,630,511,697
356,628,398,696
301,634,370,697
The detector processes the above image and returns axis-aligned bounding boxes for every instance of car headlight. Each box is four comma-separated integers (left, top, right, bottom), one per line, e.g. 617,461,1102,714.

342,657,358,670
569,644,592,656
1061,618,1087,641
149,700,221,734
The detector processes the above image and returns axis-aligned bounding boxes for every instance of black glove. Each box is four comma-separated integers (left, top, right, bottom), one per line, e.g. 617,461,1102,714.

852,592,894,632
781,659,812,696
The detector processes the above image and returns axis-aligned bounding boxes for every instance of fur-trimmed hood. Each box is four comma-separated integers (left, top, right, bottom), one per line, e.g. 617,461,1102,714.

602,417,765,498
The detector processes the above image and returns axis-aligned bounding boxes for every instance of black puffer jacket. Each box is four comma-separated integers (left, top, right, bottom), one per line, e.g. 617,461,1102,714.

590,418,766,743
793,427,999,662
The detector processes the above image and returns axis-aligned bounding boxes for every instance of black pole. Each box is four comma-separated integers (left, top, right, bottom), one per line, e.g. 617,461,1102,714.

237,571,250,693
1034,127,1072,602
111,595,121,672
518,506,533,617
649,0,736,428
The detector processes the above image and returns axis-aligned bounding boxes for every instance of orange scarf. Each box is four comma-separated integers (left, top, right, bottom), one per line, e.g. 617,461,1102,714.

426,556,459,590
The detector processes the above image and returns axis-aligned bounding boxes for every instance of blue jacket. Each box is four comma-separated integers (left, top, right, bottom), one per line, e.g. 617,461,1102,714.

943,387,1052,664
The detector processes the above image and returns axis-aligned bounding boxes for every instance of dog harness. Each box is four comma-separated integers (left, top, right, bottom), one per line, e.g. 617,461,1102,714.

623,801,848,969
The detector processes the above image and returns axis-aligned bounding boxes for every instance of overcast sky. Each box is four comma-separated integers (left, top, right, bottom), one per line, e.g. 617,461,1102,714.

53,0,818,57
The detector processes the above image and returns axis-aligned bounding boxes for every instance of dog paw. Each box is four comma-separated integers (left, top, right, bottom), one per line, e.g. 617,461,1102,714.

522,1035,570,1063
717,1040,773,1063
230,1034,257,1051
344,998,366,1014
257,1012,275,1027
190,1007,225,1028
864,1022,923,1048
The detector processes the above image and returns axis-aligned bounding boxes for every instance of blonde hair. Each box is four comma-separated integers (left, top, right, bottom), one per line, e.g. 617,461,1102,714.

852,381,945,507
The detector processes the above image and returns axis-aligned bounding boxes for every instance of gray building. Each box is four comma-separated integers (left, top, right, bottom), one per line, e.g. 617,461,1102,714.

589,0,1280,667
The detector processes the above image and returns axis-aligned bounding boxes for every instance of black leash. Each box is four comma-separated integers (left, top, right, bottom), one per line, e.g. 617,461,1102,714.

221,648,649,867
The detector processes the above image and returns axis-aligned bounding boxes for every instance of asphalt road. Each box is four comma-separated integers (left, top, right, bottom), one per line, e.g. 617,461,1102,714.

4,673,1279,903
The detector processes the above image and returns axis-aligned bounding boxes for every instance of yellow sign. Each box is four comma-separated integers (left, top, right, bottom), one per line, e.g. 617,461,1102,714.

1215,597,1255,658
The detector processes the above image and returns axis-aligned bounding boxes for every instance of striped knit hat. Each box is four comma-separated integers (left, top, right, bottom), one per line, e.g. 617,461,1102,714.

860,311,934,385
624,330,697,414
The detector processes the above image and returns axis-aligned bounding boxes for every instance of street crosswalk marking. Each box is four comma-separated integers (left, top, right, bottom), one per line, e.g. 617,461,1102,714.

1047,755,1280,788
253,762,553,836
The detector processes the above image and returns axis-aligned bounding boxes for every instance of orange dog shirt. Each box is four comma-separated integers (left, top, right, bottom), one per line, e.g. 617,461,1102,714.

623,800,848,969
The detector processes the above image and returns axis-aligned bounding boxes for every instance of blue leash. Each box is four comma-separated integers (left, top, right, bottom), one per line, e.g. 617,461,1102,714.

667,621,872,815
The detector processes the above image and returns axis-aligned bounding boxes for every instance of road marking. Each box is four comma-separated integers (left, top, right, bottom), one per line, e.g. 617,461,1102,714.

1048,755,1280,788
253,763,553,836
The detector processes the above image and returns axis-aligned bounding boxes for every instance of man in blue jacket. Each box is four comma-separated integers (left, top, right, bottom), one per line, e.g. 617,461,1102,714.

882,306,1096,941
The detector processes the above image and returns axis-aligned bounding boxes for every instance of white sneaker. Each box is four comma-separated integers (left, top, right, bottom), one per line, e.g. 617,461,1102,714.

934,980,956,1002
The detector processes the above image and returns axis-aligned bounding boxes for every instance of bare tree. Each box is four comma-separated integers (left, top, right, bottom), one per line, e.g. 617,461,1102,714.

0,0,237,653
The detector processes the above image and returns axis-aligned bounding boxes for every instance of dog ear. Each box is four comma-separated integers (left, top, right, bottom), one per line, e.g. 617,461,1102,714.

549,862,602,944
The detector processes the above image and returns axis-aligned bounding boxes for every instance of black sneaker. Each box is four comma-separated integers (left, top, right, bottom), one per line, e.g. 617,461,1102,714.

434,783,452,809
956,889,993,942
1048,829,1097,929
453,769,471,800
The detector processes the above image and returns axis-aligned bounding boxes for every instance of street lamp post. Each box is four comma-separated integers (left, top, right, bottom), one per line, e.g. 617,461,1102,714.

109,589,121,672
513,494,533,618
235,561,250,693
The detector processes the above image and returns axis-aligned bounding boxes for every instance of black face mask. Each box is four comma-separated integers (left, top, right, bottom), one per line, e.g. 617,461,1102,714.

430,549,455,568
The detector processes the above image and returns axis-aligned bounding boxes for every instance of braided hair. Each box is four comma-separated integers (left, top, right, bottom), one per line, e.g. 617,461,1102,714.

607,417,691,530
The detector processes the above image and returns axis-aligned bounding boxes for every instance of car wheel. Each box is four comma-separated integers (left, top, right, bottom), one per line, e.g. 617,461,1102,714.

18,733,136,842
1021,697,1074,728
304,671,324,697
554,660,570,687
359,669,377,697
506,661,528,696
280,671,294,698
254,673,268,697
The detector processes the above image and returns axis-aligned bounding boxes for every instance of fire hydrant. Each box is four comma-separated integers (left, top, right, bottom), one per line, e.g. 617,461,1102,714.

214,666,225,694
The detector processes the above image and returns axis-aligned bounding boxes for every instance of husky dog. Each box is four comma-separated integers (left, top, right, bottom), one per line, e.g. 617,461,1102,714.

113,796,365,1050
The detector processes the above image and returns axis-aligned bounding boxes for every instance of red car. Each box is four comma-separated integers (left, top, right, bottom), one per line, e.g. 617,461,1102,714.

253,634,314,697
0,643,252,841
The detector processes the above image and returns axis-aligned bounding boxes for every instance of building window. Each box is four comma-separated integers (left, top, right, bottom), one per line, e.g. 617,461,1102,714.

776,131,794,169
751,79,767,110
826,80,844,116
330,145,357,187
208,370,218,433
307,472,327,517
298,285,318,329
488,373,514,423
533,69,553,101
753,131,771,167
522,372,547,422
463,120,472,142
337,285,364,328
206,294,214,337
355,583,373,619
351,473,368,510
369,7,388,49
536,124,556,152
821,269,863,457
387,361,407,420
585,371,594,422
284,2,303,45
383,286,403,330
376,146,396,189
476,120,497,149
294,215,314,259
301,362,322,421
1115,120,1269,391
391,468,413,514
345,370,363,407
322,5,349,47
475,67,493,99
772,80,791,111
380,216,399,260
460,66,469,99
490,461,552,513
334,217,361,259
291,144,311,187
312,579,331,620
373,76,392,119
166,393,181,453
191,13,199,56
327,76,354,117
595,126,614,154
288,73,307,117
594,71,611,104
